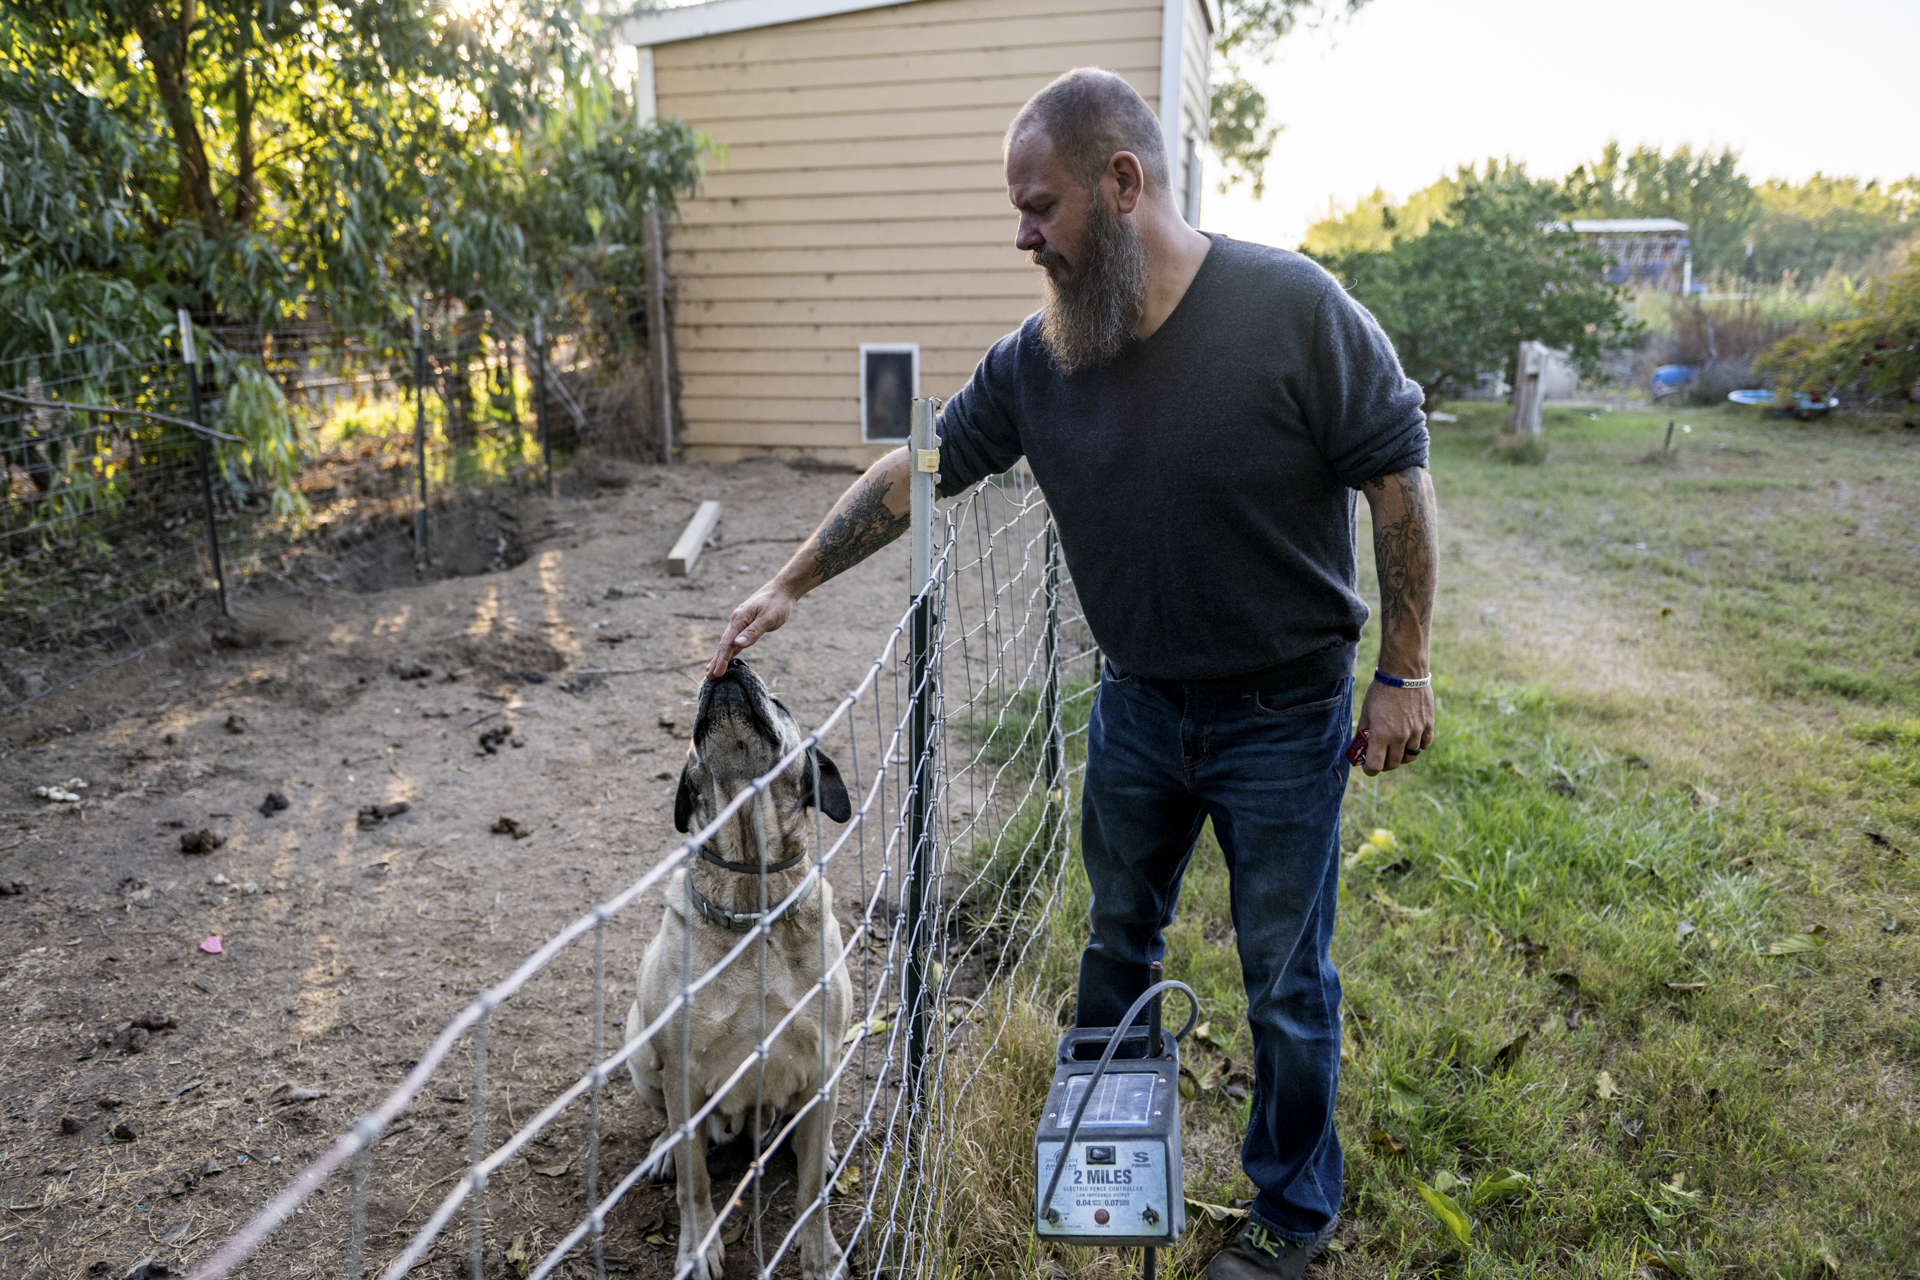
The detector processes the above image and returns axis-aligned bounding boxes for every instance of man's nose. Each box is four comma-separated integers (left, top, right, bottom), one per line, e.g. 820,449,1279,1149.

1015,216,1043,253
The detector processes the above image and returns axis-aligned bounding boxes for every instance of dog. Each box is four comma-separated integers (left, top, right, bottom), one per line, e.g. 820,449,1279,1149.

628,659,854,1280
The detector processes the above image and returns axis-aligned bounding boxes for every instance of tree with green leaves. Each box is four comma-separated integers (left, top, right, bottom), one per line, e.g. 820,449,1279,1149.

1563,142,1758,278
1747,175,1918,283
0,0,709,359
1758,249,1919,410
1209,0,1367,198
1311,163,1640,409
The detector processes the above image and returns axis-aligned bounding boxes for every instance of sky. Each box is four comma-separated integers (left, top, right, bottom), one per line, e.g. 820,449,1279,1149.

1203,0,1920,249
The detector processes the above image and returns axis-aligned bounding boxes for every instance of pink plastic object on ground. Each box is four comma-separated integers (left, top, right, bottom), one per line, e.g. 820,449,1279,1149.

200,935,223,954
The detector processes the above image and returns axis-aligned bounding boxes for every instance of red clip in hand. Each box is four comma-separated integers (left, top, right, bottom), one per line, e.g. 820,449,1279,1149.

1344,727,1369,768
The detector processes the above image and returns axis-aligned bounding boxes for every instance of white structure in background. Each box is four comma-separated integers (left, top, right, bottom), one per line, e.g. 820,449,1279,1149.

623,0,1214,463
1570,217,1692,292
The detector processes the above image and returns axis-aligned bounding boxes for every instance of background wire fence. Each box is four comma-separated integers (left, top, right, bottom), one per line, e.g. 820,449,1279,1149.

1,312,660,713
184,423,1099,1279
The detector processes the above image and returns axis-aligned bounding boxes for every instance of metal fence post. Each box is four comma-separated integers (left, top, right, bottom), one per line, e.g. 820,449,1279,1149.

1043,518,1063,852
533,315,553,497
905,397,940,1103
178,310,229,618
413,298,429,563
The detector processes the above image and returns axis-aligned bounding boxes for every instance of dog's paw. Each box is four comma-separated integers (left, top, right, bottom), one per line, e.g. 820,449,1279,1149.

800,1233,845,1280
677,1237,725,1280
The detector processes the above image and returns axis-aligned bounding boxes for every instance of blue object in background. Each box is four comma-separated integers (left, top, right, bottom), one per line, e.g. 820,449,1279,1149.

1651,365,1698,395
1727,389,1839,417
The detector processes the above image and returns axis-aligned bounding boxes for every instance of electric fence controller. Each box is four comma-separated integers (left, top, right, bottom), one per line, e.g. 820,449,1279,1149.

1034,980,1194,1250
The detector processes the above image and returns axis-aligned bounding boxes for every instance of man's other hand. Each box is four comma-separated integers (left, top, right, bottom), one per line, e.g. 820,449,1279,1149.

1355,679,1434,776
709,581,798,678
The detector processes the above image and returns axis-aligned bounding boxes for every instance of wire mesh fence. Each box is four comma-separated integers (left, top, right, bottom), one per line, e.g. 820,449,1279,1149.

1,310,660,714
184,399,1100,1279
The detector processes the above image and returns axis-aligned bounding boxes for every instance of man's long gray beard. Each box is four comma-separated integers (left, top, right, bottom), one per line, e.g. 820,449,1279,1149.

1034,196,1148,376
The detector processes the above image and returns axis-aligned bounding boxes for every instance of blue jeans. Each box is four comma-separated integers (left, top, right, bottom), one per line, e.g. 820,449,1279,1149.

1075,663,1351,1246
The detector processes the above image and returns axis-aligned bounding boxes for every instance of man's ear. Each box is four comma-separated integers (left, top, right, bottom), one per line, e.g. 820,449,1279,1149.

801,747,852,824
674,756,699,834
1108,149,1145,215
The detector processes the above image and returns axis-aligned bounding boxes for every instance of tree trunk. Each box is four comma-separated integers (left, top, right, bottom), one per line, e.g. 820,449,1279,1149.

136,0,224,235
232,56,257,228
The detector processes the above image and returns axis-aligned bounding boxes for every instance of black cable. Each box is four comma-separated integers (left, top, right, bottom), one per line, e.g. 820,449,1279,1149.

1038,979,1199,1227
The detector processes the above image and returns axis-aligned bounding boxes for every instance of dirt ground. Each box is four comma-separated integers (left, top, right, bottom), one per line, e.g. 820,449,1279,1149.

0,455,928,1279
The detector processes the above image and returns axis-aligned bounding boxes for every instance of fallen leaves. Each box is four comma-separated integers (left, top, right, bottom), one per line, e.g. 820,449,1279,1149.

843,1009,894,1046
1344,828,1403,871
1468,1168,1534,1206
1490,1032,1529,1073
526,1157,571,1177
269,1083,327,1106
1184,1198,1249,1224
1371,890,1432,919
1595,1070,1620,1100
1412,1177,1471,1248
1764,924,1828,956
1631,1171,1701,1225
505,1229,540,1277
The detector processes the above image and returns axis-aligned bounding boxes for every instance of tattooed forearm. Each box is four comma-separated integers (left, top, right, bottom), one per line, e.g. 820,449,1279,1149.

809,471,911,586
1364,467,1438,661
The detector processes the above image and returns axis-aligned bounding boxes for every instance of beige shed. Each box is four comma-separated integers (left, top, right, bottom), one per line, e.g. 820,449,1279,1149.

623,0,1215,464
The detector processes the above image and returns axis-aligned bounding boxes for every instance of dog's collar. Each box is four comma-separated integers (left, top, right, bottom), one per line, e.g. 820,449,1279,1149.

698,844,806,875
687,872,816,932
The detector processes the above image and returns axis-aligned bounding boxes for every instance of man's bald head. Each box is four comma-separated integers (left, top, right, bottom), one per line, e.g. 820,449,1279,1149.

1006,67,1171,202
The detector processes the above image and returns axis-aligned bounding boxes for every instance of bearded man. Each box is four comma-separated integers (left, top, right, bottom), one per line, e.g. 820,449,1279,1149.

707,68,1437,1279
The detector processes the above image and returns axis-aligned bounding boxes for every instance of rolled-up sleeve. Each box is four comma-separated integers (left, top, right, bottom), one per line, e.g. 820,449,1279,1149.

934,329,1028,495
1304,280,1430,488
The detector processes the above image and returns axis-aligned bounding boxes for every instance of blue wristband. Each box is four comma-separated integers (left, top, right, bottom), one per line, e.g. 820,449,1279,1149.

1373,669,1431,690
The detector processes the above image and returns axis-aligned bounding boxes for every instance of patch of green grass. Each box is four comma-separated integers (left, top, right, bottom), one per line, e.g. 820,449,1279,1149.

936,399,1920,1277
1433,400,1920,714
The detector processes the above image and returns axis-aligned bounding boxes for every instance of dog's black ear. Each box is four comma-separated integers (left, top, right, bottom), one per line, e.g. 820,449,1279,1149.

674,758,699,834
802,747,852,824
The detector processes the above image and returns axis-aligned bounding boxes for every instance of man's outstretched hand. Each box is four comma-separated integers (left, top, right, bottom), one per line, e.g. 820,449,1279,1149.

1355,679,1434,776
708,580,799,678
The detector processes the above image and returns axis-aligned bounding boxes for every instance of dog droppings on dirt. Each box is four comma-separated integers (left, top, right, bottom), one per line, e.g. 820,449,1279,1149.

356,801,411,828
491,816,532,839
223,714,247,734
259,791,290,816
0,458,916,1274
179,829,224,854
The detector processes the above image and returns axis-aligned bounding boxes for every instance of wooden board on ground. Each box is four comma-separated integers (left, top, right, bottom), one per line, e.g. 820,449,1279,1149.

669,500,723,576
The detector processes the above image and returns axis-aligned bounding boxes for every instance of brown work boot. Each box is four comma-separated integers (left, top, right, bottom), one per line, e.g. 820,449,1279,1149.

1201,1221,1332,1280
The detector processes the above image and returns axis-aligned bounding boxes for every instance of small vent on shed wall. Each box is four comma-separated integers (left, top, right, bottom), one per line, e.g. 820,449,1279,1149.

861,344,919,443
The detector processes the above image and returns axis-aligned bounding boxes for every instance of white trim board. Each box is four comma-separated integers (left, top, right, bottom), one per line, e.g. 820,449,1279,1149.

1158,0,1185,208
625,0,1214,49
624,0,919,47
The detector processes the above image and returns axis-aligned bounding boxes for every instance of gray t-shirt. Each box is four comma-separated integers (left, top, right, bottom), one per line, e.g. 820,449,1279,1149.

937,233,1428,687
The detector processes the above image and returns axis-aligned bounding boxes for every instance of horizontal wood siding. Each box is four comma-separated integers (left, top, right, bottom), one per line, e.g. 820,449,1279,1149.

652,0,1164,460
